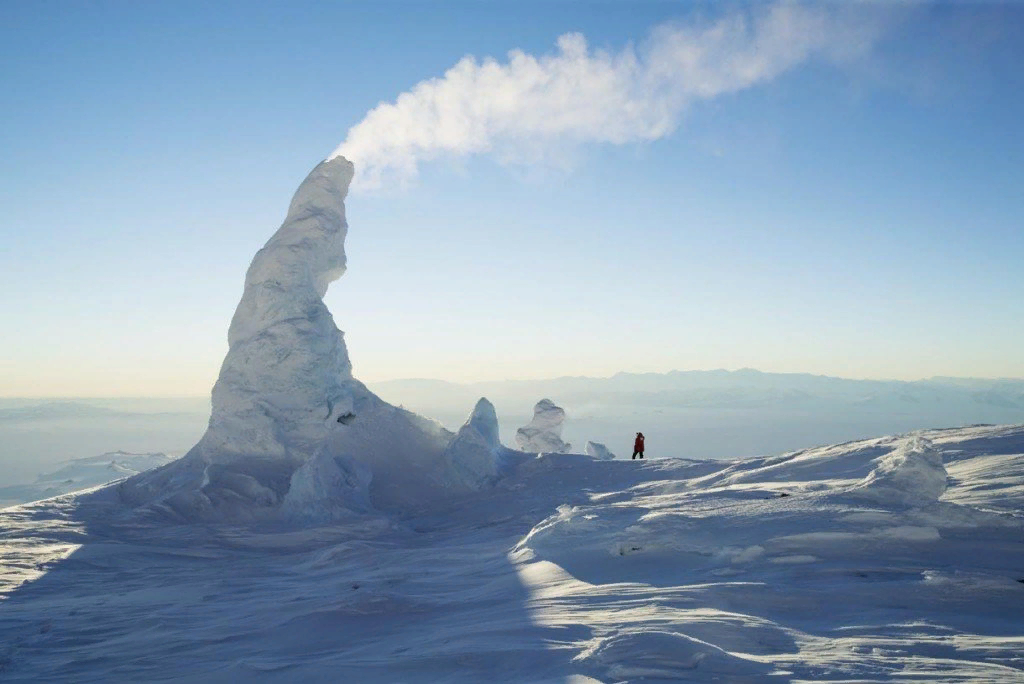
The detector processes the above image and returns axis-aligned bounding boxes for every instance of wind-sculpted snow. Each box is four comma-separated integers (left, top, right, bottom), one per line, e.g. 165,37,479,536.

3,424,1023,682
516,398,571,453
576,630,775,680
852,435,948,506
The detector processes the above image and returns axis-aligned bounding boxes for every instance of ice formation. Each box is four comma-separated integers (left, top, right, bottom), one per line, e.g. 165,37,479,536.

441,398,507,488
116,157,502,521
585,441,616,460
851,436,947,506
515,399,571,453
203,156,361,467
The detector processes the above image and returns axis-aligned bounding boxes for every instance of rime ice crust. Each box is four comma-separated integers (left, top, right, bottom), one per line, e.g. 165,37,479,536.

119,157,502,521
442,398,503,488
585,441,616,460
515,399,571,453
119,157,368,519
851,436,947,507
205,157,359,468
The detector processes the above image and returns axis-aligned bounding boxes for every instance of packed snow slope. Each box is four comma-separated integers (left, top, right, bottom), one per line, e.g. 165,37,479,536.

2,424,1023,682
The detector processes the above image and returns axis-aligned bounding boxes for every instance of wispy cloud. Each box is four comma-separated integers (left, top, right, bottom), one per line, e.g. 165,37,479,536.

333,2,889,190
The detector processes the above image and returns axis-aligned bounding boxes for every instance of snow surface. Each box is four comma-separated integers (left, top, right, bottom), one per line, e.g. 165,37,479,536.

1,424,1023,682
516,398,572,453
2,159,1021,681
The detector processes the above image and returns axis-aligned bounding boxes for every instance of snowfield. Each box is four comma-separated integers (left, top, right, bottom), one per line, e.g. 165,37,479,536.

1,424,1022,682
3,156,1019,682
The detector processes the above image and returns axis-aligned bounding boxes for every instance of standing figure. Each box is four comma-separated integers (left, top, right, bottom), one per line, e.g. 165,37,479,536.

632,432,645,460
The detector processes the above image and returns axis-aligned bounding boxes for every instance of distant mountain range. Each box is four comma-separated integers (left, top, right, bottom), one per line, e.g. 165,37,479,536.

1,373,1020,473
366,370,1024,462
369,369,1024,414
0,401,121,421
0,399,207,423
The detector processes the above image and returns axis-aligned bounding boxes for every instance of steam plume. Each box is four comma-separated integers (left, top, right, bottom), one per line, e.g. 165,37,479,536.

333,2,884,189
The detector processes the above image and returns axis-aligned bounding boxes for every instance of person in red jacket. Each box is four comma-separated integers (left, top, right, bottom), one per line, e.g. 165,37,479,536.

632,432,645,460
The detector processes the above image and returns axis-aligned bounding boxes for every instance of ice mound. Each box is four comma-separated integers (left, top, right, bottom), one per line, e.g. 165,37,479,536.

115,157,502,521
280,452,373,523
585,441,616,460
515,399,571,453
850,436,947,507
442,398,505,488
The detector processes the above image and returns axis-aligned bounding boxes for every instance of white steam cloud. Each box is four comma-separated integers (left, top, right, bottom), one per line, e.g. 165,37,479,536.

333,2,885,189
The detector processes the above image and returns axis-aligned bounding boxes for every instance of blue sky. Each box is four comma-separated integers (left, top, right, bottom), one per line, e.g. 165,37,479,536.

1,1,1022,396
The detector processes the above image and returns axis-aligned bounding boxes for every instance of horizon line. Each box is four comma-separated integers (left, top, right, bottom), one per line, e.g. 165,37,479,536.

3,367,1023,400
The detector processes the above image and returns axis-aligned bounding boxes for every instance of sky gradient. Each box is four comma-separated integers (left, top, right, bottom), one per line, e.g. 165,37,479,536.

2,1,1022,396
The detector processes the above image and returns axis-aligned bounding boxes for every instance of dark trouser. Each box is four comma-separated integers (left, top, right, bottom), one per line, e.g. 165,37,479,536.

632,450,643,459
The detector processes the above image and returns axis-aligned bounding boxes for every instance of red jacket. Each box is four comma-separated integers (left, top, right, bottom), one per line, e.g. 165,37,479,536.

634,435,644,452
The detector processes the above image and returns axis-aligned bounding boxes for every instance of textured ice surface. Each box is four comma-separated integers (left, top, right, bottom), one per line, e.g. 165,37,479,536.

585,441,616,460
115,158,500,521
516,399,571,453
442,398,505,488
851,435,948,506
205,156,360,468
